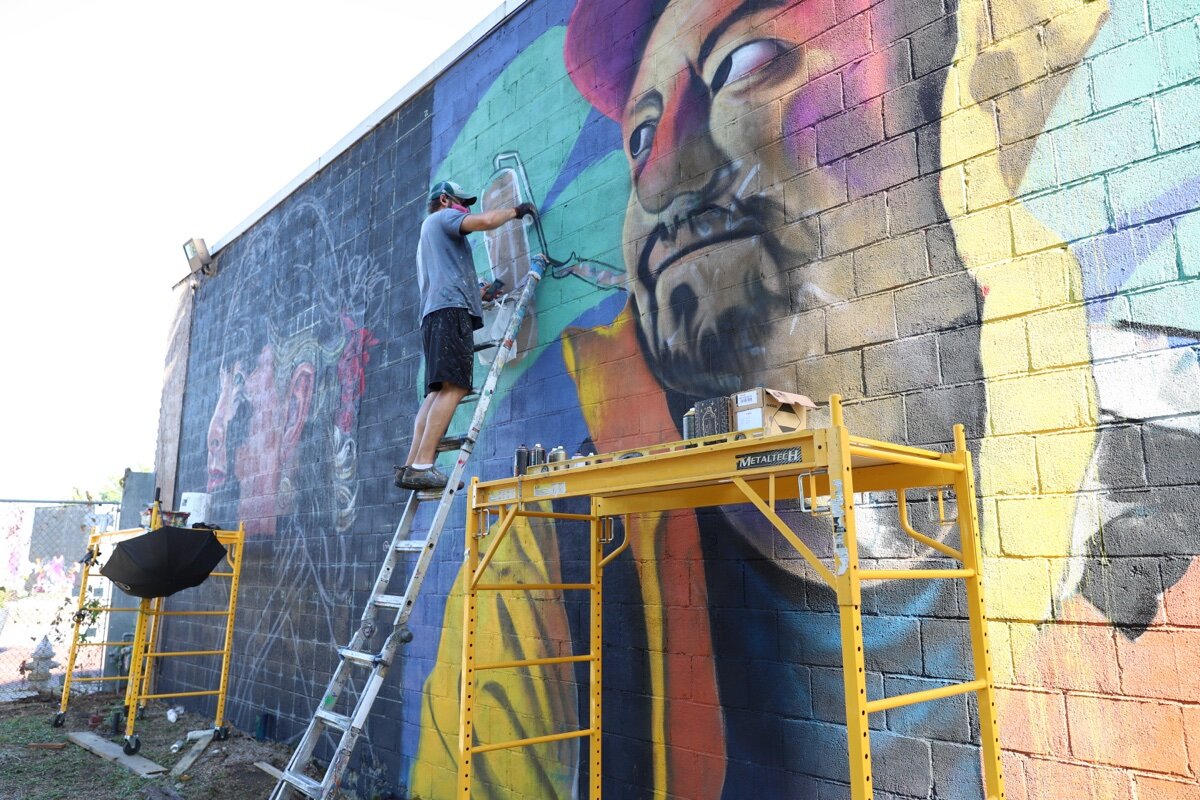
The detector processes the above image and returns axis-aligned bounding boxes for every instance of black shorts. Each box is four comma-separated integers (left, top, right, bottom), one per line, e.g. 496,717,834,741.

422,307,476,394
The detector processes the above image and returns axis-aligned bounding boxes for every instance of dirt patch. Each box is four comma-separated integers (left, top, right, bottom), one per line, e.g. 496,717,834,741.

0,691,293,800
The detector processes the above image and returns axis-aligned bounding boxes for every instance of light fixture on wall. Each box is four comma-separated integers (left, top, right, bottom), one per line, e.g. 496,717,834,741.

182,237,214,275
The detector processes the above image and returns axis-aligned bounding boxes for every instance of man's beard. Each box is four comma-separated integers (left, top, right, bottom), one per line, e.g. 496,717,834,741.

632,192,805,400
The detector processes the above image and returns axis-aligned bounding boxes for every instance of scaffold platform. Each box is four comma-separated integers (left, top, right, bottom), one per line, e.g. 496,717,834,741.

456,394,1003,800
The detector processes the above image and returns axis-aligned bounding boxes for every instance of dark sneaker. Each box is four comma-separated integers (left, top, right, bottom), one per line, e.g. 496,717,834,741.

399,466,450,491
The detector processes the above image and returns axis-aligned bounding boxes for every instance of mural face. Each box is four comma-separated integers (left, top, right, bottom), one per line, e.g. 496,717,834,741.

201,201,384,538
206,343,308,535
621,0,812,396
603,0,971,576
619,0,910,398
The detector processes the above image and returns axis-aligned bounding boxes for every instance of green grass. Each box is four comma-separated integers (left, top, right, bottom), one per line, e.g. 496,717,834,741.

0,706,151,800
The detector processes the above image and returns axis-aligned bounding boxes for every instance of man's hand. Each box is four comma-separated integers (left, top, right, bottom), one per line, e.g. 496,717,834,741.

514,202,538,220
480,278,505,302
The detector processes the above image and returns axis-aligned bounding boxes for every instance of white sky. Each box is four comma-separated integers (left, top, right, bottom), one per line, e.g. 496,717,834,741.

0,0,514,500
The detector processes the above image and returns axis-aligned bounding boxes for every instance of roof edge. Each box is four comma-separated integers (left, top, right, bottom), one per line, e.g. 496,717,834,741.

210,0,530,255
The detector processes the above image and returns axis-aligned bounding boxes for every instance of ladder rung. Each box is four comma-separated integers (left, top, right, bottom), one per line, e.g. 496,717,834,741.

473,340,500,352
417,488,461,501
864,679,987,714
279,770,322,796
338,648,382,666
859,568,975,581
373,594,407,609
315,708,352,731
437,435,472,452
395,540,427,552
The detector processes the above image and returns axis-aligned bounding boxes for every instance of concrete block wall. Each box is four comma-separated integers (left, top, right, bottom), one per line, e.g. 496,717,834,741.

159,0,1200,797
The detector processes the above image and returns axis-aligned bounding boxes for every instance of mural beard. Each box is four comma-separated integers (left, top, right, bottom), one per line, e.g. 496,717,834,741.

630,186,812,400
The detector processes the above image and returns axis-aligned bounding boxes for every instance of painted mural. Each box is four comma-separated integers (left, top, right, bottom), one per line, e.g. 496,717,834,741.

171,194,407,792
166,0,1200,798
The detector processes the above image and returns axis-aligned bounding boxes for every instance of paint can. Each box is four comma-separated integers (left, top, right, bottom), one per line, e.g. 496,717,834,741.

682,407,697,442
530,443,546,472
548,446,567,469
513,443,529,476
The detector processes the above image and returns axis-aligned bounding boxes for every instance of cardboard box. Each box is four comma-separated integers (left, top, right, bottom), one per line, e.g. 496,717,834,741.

731,387,817,436
694,395,733,437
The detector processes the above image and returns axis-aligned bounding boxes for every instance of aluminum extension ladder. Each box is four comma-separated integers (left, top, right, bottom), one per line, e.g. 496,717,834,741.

270,256,545,799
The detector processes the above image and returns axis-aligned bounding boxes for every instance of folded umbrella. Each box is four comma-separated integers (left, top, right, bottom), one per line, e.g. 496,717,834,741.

100,526,227,599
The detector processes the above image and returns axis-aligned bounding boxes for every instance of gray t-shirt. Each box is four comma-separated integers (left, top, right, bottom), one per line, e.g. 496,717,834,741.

416,208,483,326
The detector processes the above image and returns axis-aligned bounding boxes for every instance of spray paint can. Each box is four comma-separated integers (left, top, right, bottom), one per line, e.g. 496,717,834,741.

682,407,697,440
513,443,529,476
548,446,567,469
530,443,546,472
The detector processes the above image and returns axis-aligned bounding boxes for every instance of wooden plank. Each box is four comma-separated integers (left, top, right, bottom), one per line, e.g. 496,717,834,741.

255,760,284,780
26,742,67,750
169,730,215,777
66,731,166,777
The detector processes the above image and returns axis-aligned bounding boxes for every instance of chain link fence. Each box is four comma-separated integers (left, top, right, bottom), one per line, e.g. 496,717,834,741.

0,500,121,701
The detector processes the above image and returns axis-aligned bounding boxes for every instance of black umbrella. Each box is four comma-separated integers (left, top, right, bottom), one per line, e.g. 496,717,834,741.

100,526,227,599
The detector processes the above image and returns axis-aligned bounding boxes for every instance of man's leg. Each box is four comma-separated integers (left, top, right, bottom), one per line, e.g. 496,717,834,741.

400,307,474,491
397,383,469,491
404,392,438,467
411,383,469,465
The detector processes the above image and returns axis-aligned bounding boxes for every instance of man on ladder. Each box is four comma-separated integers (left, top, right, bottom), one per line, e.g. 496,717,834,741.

271,185,546,798
396,178,538,491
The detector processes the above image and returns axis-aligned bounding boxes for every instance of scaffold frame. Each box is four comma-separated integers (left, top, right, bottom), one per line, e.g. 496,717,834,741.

457,394,1004,800
55,505,245,756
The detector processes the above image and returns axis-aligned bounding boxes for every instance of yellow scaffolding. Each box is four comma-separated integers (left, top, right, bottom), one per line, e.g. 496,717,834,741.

457,394,1004,800
54,505,245,756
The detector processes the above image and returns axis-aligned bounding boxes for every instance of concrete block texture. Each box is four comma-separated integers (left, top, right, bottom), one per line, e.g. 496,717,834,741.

846,133,920,199
895,270,982,336
818,97,887,164
826,291,899,350
864,333,941,393
821,192,890,255
161,0,1200,798
854,230,929,294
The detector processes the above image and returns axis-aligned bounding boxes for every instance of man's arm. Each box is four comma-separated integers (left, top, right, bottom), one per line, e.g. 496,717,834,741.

460,202,536,233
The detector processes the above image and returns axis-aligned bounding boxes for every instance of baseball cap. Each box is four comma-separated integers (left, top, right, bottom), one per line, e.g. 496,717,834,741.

428,180,477,206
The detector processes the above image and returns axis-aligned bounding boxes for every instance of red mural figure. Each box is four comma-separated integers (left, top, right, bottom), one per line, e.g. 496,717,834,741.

196,199,397,791
204,200,387,538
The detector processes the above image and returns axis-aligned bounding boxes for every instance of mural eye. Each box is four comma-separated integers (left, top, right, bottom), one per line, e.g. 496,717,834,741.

628,120,657,161
711,40,783,94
